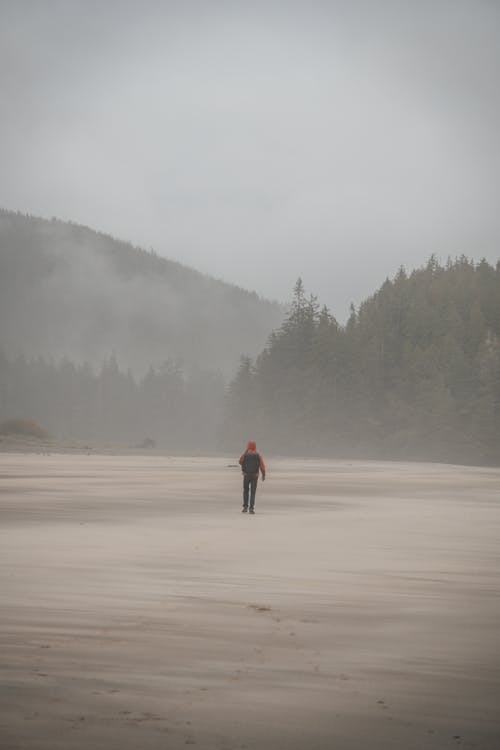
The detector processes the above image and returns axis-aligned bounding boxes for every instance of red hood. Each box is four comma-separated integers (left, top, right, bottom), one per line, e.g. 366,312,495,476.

246,440,257,451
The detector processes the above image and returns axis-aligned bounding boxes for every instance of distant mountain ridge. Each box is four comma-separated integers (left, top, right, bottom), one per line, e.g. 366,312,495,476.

0,210,284,375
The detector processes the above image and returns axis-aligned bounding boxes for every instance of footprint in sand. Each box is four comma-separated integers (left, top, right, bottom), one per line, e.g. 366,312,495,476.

248,604,272,612
124,712,164,724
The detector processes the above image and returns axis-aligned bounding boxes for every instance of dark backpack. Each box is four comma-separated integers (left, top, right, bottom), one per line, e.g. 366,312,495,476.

242,451,260,474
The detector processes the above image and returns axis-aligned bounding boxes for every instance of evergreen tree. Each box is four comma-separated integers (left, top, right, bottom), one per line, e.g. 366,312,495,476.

223,259,500,464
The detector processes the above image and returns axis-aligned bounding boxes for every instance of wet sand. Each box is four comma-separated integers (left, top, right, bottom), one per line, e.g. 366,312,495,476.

1,454,499,749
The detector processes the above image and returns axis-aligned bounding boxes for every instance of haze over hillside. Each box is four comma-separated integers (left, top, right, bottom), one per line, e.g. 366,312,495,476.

1,238,498,463
0,210,283,376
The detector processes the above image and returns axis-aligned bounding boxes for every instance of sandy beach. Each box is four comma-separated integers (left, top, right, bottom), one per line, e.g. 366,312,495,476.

1,454,499,749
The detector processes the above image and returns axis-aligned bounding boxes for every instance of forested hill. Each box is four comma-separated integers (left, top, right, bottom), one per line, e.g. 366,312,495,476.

0,210,283,375
223,258,500,465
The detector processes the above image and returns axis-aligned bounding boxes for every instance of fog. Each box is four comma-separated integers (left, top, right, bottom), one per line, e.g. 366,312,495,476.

0,4,499,460
1,6,499,746
1,0,499,317
0,211,282,375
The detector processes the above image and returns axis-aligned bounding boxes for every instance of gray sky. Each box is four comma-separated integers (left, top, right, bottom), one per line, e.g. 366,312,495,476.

1,0,499,318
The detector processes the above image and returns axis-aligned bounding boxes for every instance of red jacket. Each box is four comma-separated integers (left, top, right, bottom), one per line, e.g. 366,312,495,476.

239,441,266,478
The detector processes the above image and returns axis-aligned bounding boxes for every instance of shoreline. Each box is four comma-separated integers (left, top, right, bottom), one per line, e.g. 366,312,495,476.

1,434,498,469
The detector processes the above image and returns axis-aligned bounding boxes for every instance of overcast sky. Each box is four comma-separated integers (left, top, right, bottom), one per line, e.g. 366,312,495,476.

1,0,499,318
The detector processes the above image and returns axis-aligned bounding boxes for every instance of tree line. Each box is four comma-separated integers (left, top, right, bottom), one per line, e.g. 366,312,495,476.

1,256,499,465
222,257,500,465
0,352,224,450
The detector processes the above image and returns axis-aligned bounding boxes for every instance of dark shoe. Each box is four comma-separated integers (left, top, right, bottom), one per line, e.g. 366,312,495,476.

249,508,255,514
242,507,248,513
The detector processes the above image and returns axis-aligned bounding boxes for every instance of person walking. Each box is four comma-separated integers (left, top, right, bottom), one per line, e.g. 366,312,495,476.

239,440,266,514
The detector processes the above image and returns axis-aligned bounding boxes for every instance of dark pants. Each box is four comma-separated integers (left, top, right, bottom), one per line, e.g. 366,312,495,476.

243,474,258,509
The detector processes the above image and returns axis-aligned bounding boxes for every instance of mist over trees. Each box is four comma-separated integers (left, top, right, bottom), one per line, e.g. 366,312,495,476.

223,258,500,465
0,210,283,376
1,208,499,465
0,352,224,450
